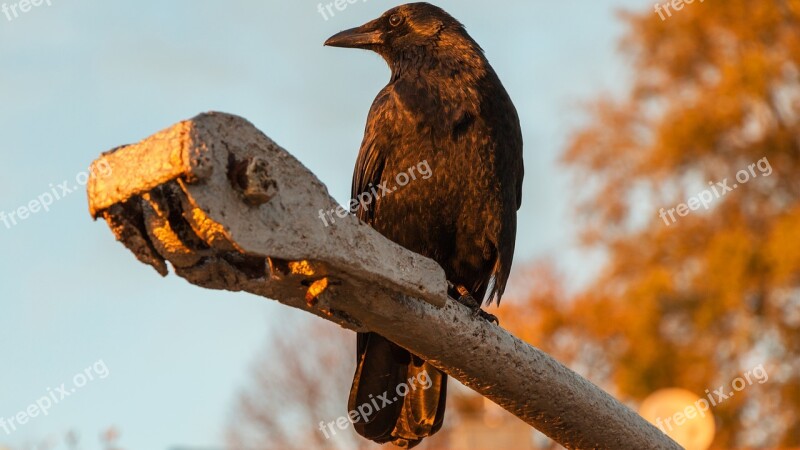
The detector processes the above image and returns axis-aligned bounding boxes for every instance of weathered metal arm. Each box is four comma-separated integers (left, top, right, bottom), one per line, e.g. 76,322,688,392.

86,112,681,450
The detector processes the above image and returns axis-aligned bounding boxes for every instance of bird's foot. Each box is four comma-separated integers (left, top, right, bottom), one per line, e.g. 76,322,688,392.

475,309,499,325
448,282,499,325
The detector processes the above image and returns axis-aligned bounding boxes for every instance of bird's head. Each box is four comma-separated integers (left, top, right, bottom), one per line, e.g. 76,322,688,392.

325,3,481,66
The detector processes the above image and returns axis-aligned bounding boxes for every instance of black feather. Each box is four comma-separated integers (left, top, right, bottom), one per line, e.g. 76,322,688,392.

328,3,523,447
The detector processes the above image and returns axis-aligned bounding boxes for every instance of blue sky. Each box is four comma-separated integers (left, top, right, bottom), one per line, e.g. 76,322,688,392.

0,1,646,448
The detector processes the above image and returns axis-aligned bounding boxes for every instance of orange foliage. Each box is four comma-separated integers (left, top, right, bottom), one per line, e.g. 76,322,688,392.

505,1,800,447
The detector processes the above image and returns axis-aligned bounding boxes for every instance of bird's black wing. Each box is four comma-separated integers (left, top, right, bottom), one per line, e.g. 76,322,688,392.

350,86,398,224
349,85,448,447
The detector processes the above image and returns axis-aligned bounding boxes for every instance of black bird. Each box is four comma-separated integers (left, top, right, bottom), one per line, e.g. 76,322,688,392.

325,3,523,448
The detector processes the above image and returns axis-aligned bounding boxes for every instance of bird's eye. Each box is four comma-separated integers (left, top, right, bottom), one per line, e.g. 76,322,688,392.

389,14,403,27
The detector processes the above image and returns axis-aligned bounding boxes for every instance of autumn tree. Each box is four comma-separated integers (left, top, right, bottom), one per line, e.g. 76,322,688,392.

226,317,370,450
226,318,453,450
503,1,800,448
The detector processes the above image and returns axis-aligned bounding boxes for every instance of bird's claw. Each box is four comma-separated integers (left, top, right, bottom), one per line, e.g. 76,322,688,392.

474,308,499,325
448,282,500,325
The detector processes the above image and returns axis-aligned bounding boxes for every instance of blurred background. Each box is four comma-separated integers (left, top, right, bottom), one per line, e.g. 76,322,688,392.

1,0,798,449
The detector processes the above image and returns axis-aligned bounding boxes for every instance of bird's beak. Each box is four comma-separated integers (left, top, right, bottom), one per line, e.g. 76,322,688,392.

324,20,383,49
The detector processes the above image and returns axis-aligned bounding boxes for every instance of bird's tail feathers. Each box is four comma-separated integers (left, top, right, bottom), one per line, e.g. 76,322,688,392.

349,332,447,448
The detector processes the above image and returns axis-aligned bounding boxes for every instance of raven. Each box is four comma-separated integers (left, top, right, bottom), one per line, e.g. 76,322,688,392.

325,3,523,447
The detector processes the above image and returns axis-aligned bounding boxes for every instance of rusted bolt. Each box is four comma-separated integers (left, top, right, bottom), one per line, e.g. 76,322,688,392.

228,155,277,206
